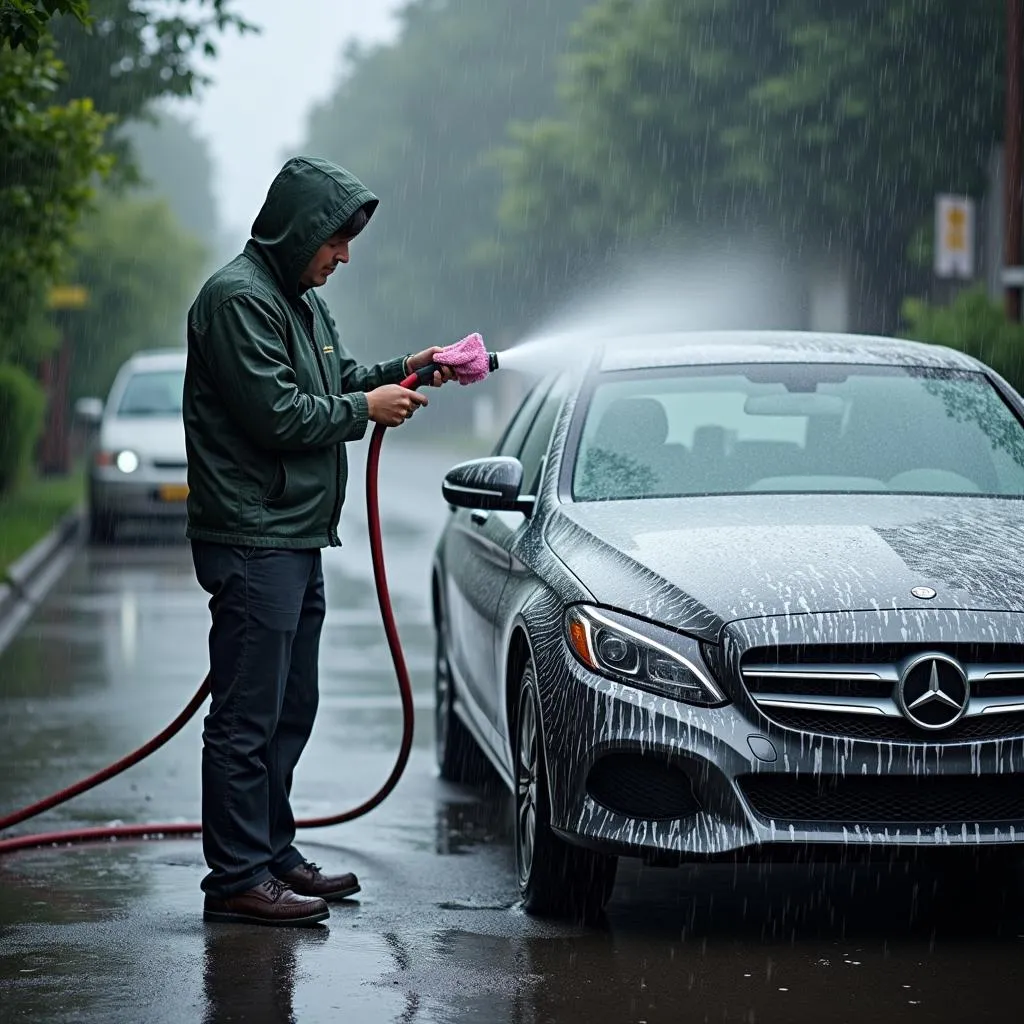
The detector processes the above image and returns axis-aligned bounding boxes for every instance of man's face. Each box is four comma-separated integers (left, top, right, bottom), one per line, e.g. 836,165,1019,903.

300,231,351,288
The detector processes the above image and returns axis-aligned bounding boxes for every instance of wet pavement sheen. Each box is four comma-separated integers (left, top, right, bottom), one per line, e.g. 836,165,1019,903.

2,440,1024,1023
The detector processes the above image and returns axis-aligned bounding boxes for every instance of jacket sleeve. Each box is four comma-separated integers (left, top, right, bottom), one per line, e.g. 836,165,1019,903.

319,299,410,393
204,294,370,451
339,351,410,394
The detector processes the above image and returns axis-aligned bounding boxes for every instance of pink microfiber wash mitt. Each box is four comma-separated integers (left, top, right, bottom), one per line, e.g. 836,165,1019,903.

433,333,491,385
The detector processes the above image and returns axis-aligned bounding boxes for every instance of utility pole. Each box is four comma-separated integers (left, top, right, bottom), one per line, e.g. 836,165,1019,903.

1005,0,1023,321
40,285,89,476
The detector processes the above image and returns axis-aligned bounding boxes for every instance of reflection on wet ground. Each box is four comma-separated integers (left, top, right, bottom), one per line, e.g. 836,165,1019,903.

1,441,1023,1022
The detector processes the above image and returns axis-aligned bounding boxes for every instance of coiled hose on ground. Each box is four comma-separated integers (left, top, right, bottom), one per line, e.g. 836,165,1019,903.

0,369,431,857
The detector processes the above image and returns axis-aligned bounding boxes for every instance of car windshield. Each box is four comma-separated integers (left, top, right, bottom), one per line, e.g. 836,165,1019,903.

571,363,1024,500
116,369,184,417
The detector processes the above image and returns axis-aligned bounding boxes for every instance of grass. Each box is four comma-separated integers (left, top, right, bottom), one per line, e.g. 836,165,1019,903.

0,467,84,577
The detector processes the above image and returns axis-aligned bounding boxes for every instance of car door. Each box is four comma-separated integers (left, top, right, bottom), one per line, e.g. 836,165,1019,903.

472,381,567,731
442,379,554,749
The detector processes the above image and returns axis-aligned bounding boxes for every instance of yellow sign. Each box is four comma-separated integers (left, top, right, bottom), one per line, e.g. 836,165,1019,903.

934,195,974,279
48,285,90,310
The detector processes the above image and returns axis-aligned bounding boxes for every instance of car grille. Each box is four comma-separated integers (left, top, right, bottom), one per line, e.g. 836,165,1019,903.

151,459,188,470
740,643,1024,743
738,774,1024,825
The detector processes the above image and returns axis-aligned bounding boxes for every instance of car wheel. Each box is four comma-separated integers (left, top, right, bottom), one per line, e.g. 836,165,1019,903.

514,657,617,922
434,619,490,784
88,507,117,545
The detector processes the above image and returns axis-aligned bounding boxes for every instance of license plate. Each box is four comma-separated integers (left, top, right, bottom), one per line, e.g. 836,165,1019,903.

158,483,189,501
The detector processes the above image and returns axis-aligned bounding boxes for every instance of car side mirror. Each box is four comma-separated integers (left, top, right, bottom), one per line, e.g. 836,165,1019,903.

442,457,535,516
74,397,104,425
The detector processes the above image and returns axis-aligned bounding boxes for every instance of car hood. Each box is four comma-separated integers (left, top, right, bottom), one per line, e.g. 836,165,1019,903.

547,494,1024,637
101,416,185,460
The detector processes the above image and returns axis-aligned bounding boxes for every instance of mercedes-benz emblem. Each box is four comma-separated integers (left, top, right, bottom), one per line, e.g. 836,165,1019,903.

911,586,937,600
896,653,969,731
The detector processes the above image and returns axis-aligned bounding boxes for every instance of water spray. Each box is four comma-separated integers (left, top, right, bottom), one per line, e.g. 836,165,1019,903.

0,333,500,856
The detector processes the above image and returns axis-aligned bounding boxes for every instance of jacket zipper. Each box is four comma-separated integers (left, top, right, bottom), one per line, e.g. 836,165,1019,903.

300,300,343,546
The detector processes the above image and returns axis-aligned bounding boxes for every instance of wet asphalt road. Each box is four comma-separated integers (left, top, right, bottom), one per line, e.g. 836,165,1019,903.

2,438,1024,1023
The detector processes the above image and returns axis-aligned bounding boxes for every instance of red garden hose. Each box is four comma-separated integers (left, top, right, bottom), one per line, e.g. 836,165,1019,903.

0,373,423,856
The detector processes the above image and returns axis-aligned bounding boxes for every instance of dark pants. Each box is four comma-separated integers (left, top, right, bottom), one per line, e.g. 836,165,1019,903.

191,540,325,896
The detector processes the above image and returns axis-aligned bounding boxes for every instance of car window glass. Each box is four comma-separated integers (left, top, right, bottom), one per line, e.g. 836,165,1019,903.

116,370,185,417
517,388,564,495
572,364,1024,499
495,379,553,457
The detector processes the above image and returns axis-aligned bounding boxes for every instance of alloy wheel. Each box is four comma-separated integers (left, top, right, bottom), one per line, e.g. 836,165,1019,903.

516,688,538,889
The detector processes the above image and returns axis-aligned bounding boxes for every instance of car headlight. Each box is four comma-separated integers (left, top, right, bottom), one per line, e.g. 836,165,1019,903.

115,449,139,473
564,604,726,707
94,449,140,472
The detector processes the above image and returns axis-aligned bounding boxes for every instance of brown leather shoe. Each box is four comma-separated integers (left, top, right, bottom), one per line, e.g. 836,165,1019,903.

276,861,361,901
204,878,329,926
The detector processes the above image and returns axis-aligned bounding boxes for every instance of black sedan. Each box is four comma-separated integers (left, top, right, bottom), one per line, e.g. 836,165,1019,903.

431,330,1024,920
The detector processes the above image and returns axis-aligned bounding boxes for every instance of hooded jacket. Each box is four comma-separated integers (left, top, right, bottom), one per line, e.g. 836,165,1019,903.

183,157,409,548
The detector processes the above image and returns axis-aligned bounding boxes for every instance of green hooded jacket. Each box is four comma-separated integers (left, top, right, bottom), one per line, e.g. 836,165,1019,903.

183,156,410,548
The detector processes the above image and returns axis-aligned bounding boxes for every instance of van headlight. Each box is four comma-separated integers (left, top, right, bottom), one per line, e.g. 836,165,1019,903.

564,604,726,706
115,450,139,473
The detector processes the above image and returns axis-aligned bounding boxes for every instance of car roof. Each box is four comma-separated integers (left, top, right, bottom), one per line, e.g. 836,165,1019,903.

120,348,187,372
595,330,984,373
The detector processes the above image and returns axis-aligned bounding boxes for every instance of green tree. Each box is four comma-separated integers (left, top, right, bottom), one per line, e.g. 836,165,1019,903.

0,0,88,52
301,0,592,367
68,192,206,404
494,0,1003,332
0,0,251,493
50,0,254,139
901,286,1024,394
122,111,219,251
0,41,111,490
0,44,111,367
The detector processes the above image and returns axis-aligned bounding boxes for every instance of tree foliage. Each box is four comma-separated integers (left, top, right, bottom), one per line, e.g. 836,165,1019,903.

68,191,206,403
123,110,219,252
0,0,89,53
0,362,45,492
0,0,247,370
301,0,592,364
494,0,1004,330
51,0,255,125
901,286,1024,394
0,41,112,367
50,0,255,179
0,0,247,495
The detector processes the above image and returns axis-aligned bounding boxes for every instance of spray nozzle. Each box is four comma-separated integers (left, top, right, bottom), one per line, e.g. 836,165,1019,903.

423,332,495,386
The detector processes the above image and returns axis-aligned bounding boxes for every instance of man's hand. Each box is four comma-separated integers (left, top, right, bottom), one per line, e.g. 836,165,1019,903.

406,347,458,387
367,384,429,427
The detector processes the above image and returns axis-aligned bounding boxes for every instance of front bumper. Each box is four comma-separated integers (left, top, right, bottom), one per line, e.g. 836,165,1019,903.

90,466,189,520
537,611,1024,860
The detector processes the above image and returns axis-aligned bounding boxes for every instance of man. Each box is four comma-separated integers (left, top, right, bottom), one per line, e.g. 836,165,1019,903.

182,156,455,927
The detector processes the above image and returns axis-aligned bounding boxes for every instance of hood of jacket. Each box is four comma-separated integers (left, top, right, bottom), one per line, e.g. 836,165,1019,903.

249,156,379,297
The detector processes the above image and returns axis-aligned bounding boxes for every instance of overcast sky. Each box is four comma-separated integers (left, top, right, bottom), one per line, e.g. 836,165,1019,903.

168,0,403,243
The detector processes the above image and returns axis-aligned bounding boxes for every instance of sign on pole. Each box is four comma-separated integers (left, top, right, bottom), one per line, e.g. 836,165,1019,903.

934,194,975,279
48,284,89,310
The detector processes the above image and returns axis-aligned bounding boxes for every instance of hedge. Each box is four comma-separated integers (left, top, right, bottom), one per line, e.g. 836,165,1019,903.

900,286,1024,394
0,362,45,496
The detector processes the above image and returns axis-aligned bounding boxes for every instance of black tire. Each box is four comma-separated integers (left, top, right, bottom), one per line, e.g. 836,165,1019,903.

88,507,117,545
434,620,491,785
514,658,617,923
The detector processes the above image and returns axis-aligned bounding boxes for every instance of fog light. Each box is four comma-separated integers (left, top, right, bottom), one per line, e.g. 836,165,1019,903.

116,450,139,473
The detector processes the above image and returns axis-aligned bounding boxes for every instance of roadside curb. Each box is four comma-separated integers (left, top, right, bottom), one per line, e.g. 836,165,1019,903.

0,503,86,655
